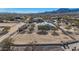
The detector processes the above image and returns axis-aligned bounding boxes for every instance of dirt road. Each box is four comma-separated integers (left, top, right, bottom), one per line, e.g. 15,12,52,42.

0,22,26,43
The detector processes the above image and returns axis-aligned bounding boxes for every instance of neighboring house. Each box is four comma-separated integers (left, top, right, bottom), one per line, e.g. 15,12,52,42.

37,22,55,27
14,16,22,22
32,17,44,23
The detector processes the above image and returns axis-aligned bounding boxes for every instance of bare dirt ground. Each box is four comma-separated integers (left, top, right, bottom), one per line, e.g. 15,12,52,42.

12,29,74,44
0,22,26,42
0,22,79,51
0,23,18,27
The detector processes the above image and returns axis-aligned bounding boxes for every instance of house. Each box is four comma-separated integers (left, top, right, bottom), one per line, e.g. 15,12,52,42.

31,17,44,23
14,16,22,22
37,22,55,27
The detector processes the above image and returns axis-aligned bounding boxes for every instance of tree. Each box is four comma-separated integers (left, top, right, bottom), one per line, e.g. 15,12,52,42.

38,24,52,31
37,25,50,35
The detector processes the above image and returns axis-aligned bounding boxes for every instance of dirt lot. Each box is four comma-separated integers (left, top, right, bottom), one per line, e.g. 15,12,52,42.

0,22,26,42
12,30,74,44
0,23,18,27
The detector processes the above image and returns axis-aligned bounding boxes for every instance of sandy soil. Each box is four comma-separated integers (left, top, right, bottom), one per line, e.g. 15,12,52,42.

12,30,73,44
0,23,18,27
0,22,26,42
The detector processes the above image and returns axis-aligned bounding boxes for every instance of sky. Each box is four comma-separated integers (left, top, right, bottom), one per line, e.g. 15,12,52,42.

0,8,58,13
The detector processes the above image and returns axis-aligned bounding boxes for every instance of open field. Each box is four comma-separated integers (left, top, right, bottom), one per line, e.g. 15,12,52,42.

12,30,75,44
0,18,79,51
0,8,79,51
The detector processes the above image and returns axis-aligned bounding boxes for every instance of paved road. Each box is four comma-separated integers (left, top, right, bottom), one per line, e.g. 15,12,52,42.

0,22,26,43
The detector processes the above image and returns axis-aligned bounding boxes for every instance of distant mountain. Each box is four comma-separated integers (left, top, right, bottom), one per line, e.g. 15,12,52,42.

0,8,79,15
44,8,79,14
56,8,71,13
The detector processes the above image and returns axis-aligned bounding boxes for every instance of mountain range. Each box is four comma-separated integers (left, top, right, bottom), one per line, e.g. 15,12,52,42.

44,8,79,14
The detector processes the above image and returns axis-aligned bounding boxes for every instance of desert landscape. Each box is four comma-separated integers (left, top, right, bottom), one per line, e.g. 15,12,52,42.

0,8,79,51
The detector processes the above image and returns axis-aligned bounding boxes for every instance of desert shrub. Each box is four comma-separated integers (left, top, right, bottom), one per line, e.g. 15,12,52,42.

65,25,71,30
51,31,59,36
38,24,52,31
3,26,10,32
27,24,35,34
37,30,48,35
1,38,14,51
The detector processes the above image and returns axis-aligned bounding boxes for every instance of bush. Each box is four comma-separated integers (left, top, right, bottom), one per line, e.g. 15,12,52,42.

1,38,13,51
51,31,59,36
27,24,35,34
65,25,71,30
37,30,48,35
38,25,52,31
3,26,10,32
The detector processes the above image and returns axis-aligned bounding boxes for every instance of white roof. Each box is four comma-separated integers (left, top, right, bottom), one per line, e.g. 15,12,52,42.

37,22,55,27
